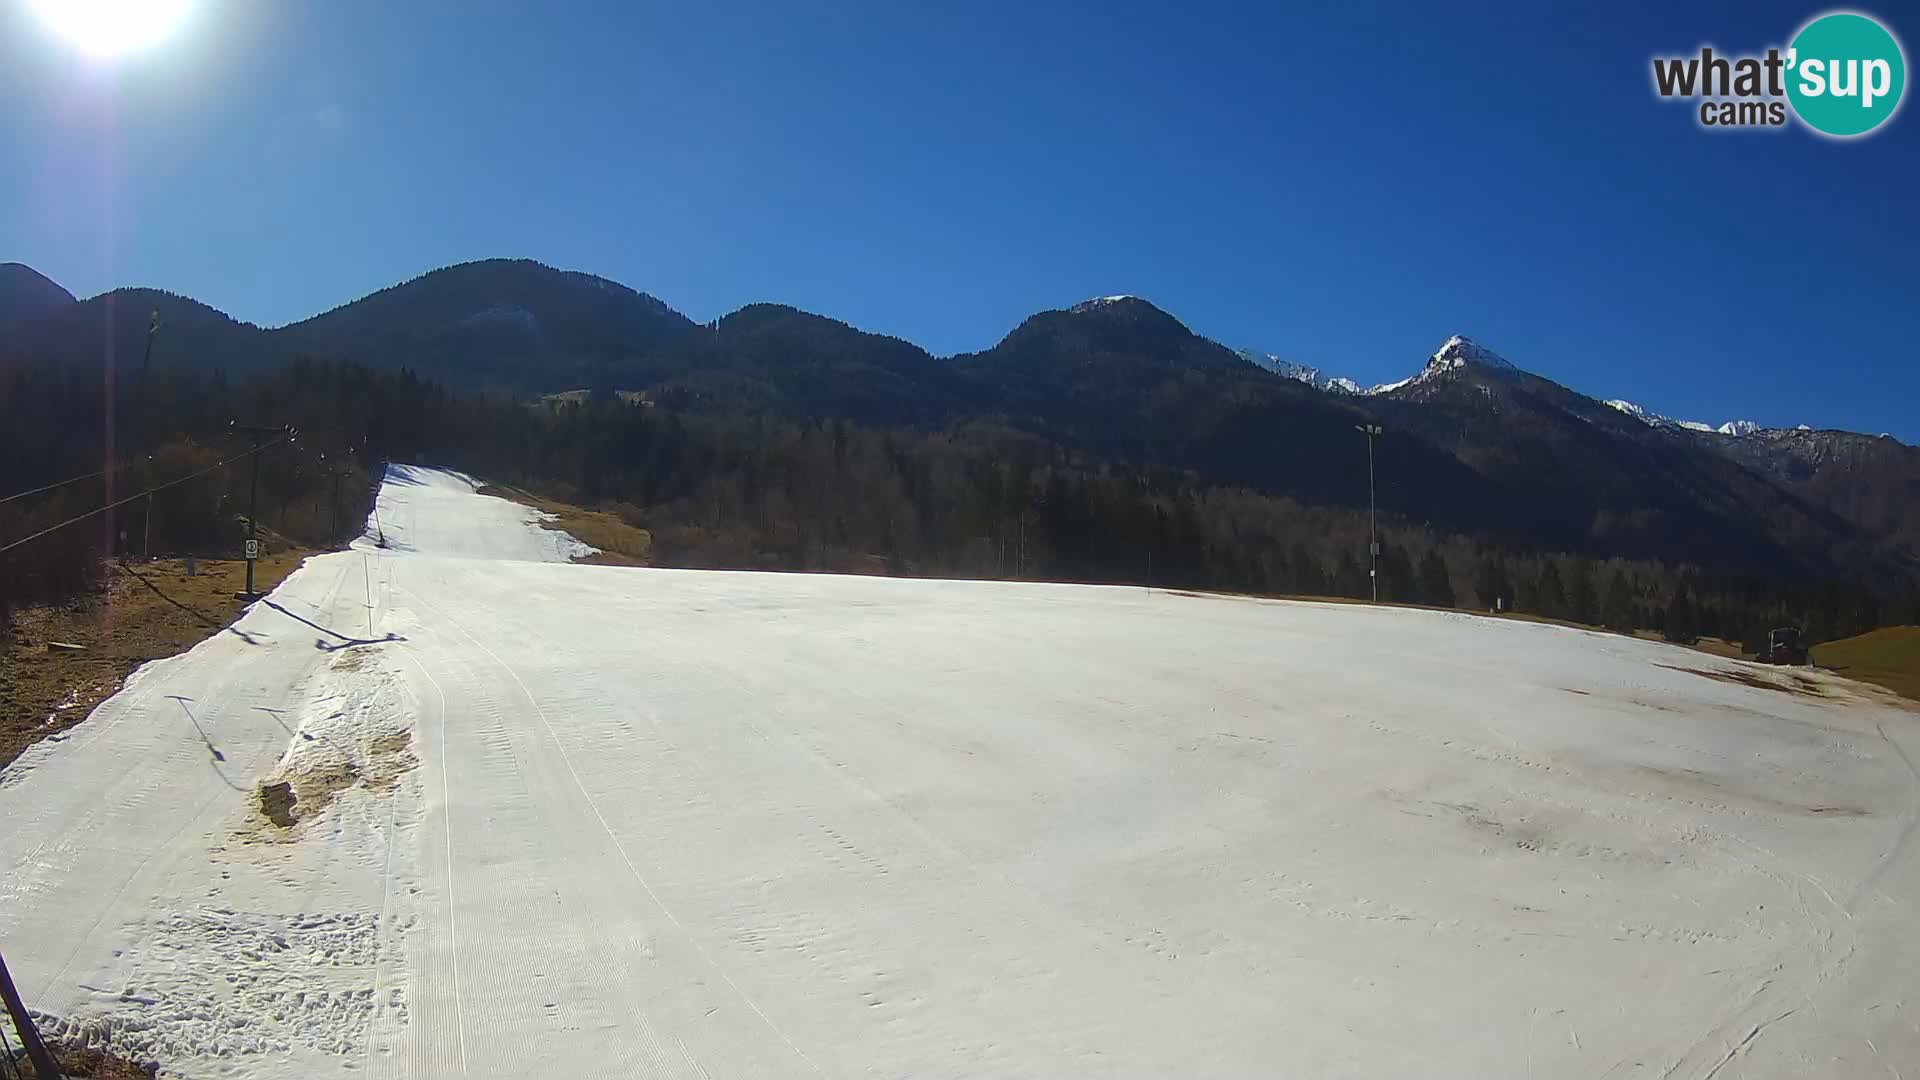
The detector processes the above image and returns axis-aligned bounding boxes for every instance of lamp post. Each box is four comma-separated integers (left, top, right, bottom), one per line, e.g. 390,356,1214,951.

1356,423,1382,602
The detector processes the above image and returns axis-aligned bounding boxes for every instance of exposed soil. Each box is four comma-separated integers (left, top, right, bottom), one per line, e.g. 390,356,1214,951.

1659,662,1829,698
475,485,653,566
1,552,312,769
257,780,298,827
9,1042,161,1079
249,731,415,836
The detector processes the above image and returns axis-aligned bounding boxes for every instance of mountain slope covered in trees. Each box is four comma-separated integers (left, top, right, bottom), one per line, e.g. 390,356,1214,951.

2,258,1914,606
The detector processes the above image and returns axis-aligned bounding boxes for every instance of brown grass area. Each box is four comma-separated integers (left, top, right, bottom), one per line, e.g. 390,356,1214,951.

40,1042,159,1078
1,550,312,768
475,485,653,567
1813,626,1920,703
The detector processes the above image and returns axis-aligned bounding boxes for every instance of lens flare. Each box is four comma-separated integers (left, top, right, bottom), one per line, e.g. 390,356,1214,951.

27,0,193,59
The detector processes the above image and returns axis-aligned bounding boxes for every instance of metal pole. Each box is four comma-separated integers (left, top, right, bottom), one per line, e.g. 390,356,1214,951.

0,950,61,1080
246,430,261,597
1357,423,1382,603
232,422,283,598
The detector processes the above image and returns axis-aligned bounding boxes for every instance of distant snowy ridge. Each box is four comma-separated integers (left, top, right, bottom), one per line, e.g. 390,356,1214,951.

1236,350,1361,394
1239,334,1516,397
1605,399,1767,437
1240,334,1897,443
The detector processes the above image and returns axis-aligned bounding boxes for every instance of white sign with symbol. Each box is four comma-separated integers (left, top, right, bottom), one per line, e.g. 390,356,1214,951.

244,539,260,560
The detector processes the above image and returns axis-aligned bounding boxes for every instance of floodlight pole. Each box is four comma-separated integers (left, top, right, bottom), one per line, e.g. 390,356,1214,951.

1356,423,1382,603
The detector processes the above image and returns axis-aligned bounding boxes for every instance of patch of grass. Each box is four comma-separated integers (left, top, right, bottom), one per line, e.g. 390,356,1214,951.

1813,626,1920,703
1,550,311,768
475,485,653,567
26,1041,160,1078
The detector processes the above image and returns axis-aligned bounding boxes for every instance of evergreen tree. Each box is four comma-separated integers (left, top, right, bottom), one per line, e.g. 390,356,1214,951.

1474,556,1512,611
1417,549,1455,608
1664,585,1697,644
1601,570,1636,632
1535,561,1568,619
1565,558,1597,624
1332,550,1366,598
1379,543,1416,604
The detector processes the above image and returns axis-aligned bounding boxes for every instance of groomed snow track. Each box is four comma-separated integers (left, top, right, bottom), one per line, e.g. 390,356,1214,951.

4,464,1919,1078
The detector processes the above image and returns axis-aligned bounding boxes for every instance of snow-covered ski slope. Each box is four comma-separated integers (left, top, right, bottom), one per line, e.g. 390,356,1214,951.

5,464,1920,1078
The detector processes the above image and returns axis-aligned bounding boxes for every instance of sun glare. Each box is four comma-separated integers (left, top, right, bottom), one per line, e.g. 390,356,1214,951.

27,0,192,59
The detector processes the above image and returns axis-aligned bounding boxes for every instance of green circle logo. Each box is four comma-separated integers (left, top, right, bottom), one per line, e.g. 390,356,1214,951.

1786,11,1907,137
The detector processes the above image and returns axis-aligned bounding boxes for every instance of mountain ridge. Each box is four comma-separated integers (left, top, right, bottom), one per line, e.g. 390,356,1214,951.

3,262,1913,580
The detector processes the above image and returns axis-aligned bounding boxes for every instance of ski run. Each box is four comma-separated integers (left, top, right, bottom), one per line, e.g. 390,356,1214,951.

4,464,1918,1078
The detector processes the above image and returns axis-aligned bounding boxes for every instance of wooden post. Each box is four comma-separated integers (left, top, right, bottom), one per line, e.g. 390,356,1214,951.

0,950,61,1080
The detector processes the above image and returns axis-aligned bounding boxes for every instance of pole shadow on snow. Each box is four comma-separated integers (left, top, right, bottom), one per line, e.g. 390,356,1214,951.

254,706,359,761
253,706,315,743
122,561,268,646
166,695,246,792
259,599,406,650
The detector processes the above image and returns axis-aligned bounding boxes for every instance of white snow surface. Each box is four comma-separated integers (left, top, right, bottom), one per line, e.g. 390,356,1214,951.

6,466,1920,1078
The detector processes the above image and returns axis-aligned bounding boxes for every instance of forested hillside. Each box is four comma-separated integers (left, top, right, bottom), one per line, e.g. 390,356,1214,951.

4,358,1911,655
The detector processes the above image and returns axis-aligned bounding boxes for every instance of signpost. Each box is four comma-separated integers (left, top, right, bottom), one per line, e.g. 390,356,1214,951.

231,422,286,599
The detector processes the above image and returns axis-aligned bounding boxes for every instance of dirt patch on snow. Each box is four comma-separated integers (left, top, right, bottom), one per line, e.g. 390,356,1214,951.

249,732,414,836
46,1042,160,1078
1660,663,1829,698
258,781,298,827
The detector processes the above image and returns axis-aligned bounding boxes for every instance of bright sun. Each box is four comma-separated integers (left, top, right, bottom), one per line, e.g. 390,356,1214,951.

27,0,192,59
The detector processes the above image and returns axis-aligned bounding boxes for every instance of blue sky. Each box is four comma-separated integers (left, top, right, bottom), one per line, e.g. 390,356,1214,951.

3,0,1915,436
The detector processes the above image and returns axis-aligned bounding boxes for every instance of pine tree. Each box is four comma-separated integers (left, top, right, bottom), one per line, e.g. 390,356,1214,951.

1536,561,1568,619
1333,550,1365,598
1664,585,1697,644
1601,570,1636,632
1474,556,1512,611
1380,543,1416,603
1565,558,1597,624
1418,549,1455,608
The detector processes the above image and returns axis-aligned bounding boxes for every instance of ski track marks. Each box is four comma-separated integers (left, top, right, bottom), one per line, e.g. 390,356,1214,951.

3,464,1920,1078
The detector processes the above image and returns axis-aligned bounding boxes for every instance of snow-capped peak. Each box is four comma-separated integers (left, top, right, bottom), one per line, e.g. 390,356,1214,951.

1424,334,1515,373
1070,295,1137,313
1605,399,1769,438
1362,335,1518,395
